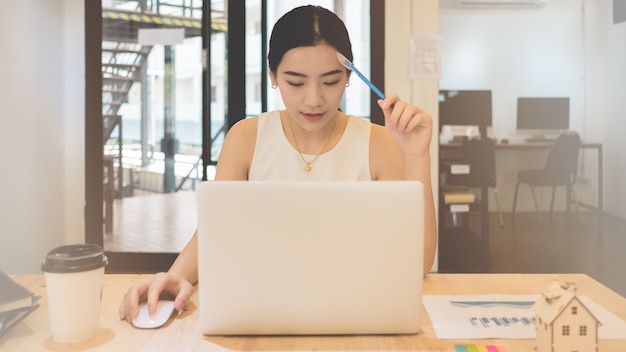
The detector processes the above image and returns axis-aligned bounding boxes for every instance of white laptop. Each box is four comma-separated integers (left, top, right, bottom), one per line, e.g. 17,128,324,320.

196,181,424,335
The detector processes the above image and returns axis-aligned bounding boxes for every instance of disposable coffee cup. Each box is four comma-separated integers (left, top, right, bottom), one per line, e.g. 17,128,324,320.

41,244,108,344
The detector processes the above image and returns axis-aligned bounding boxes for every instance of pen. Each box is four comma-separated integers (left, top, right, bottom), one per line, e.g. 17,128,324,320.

336,52,386,100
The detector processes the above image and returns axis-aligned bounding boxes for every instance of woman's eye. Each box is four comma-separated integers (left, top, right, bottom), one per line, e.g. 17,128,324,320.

324,80,340,86
287,82,304,87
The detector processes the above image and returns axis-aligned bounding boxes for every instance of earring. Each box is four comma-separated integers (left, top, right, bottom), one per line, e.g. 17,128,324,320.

271,83,278,89
345,81,350,87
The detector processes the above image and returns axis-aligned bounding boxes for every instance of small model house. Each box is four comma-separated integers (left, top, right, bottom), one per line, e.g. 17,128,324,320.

532,281,600,352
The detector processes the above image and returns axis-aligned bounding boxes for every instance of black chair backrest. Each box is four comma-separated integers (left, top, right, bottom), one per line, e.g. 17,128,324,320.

543,131,581,183
447,137,496,188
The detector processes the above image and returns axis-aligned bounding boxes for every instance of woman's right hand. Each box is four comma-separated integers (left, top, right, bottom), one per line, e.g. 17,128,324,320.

119,271,194,323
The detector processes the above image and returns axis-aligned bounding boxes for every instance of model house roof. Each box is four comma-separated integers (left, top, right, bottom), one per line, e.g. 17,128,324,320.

532,281,601,325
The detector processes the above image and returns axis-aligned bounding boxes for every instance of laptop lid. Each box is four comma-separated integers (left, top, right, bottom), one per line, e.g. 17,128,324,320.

197,181,424,335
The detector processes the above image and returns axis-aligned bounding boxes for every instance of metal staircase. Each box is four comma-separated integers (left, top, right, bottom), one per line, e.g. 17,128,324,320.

102,41,151,142
101,0,226,191
101,1,207,145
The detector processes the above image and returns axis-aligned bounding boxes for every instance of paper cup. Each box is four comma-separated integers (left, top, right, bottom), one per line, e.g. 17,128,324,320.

41,244,108,344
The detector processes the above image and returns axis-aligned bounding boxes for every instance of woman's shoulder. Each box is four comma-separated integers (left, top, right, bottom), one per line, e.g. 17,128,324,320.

367,119,392,141
226,117,256,137
366,120,403,180
227,110,284,138
221,117,260,155
227,110,285,140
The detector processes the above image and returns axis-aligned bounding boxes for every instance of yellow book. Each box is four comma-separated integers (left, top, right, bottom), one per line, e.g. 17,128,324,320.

442,191,475,204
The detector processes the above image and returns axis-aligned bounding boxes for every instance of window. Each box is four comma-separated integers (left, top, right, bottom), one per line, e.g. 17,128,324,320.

254,83,261,102
571,306,578,315
86,0,384,271
579,325,587,336
562,325,570,336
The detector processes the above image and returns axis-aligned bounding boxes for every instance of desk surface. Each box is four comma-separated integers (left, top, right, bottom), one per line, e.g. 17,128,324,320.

2,274,625,351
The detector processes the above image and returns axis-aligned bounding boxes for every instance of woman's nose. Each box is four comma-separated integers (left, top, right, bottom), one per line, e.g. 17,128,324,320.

304,84,323,107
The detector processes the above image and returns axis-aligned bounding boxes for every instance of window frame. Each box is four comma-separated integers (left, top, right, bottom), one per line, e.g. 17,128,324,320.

85,0,386,272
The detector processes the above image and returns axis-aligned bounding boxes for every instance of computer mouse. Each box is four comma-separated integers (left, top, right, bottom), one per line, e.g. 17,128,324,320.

132,300,176,329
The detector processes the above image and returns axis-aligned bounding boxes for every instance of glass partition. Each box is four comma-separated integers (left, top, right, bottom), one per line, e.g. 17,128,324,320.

88,0,378,271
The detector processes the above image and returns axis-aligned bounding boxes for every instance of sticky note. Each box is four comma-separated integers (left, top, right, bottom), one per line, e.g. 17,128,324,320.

455,344,509,352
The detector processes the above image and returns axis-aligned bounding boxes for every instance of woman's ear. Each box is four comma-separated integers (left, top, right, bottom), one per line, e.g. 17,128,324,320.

269,71,277,87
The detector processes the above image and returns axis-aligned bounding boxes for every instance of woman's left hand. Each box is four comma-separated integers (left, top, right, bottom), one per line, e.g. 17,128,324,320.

378,93,433,157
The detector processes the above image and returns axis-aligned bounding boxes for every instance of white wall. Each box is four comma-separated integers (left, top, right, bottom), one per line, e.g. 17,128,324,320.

0,0,84,274
441,0,585,137
63,0,87,249
439,0,625,217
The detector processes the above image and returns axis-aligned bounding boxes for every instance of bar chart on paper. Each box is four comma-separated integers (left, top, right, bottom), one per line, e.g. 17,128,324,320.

451,300,536,328
468,315,534,328
423,295,539,339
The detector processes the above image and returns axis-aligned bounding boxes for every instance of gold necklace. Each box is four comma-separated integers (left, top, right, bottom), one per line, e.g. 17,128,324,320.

287,114,339,172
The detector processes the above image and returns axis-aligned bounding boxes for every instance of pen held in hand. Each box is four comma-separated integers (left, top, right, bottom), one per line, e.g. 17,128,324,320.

336,52,386,100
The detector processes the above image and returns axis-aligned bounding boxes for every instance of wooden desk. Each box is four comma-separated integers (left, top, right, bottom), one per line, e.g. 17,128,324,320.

2,274,625,351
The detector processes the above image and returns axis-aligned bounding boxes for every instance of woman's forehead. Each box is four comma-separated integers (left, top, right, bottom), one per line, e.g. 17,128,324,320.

278,45,344,76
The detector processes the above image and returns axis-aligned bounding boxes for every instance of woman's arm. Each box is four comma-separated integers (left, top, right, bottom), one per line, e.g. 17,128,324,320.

403,153,437,276
370,94,437,275
119,118,258,323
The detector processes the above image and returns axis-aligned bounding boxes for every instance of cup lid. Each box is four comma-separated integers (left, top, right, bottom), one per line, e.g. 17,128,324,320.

41,244,108,273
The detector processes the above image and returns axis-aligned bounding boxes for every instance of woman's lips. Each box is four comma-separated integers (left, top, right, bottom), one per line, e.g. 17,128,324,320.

302,113,324,121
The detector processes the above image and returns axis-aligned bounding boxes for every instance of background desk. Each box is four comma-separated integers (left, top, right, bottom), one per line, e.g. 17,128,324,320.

3,273,625,351
441,140,603,237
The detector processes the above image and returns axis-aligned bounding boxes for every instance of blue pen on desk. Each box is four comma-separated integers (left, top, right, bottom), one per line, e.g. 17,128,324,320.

336,52,386,100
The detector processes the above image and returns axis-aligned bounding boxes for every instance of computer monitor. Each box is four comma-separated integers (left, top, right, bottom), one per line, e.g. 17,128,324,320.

516,97,569,141
439,90,492,136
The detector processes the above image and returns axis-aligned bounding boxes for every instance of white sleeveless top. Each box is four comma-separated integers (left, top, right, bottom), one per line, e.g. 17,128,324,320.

249,110,372,181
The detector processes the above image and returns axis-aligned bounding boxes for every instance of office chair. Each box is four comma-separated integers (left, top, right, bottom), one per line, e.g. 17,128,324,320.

511,130,583,226
446,137,504,228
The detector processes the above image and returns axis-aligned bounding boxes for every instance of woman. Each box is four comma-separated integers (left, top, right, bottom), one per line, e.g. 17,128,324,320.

120,5,436,323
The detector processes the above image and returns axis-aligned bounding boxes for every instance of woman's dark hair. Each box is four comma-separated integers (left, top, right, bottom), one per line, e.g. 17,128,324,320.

268,5,353,73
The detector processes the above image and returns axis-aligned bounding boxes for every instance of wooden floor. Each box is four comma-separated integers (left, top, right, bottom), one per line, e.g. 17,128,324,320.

104,192,626,297
488,211,626,298
103,191,197,253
